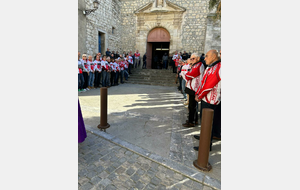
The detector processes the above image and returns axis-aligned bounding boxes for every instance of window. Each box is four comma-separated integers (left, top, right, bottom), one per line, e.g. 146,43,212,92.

112,27,115,34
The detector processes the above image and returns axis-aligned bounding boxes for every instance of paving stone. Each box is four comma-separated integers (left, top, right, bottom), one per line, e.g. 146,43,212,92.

115,166,126,175
104,184,117,190
146,169,157,178
78,176,90,186
131,173,140,182
126,167,136,176
193,181,204,190
150,176,162,186
78,131,218,190
173,172,184,181
90,176,102,185
157,184,167,190
105,165,116,174
125,179,136,188
107,173,118,181
118,157,127,164
136,168,145,176
118,174,130,182
135,180,145,190
81,182,94,190
86,170,98,179
98,171,109,179
99,178,112,187
125,150,134,156
139,174,151,184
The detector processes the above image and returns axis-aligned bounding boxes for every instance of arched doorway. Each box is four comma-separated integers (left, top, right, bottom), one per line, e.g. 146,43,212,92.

146,28,170,69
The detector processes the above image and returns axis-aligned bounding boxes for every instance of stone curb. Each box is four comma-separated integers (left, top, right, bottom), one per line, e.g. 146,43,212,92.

85,125,221,190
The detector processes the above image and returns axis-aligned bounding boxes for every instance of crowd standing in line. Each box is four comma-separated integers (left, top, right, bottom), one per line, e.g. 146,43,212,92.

175,49,221,152
78,49,143,93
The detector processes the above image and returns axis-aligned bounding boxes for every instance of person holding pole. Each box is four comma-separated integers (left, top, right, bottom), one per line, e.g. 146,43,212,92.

194,49,221,151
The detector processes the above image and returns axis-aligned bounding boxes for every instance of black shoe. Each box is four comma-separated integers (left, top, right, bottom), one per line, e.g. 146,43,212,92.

194,135,200,140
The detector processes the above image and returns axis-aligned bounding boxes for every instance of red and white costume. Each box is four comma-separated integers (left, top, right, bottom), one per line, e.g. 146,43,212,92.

185,62,205,92
113,62,118,72
134,53,140,60
128,55,133,65
78,59,85,74
119,61,125,71
86,60,93,72
101,60,109,71
82,59,89,72
94,60,102,72
196,61,221,105
172,54,179,60
180,63,190,80
89,60,96,72
124,60,129,69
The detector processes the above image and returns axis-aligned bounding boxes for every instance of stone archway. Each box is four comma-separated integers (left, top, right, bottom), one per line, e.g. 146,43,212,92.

146,28,170,69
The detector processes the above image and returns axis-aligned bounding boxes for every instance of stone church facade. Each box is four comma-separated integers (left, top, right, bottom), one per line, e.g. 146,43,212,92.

78,0,221,67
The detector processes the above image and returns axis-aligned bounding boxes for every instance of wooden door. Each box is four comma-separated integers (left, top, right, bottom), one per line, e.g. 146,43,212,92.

146,42,152,69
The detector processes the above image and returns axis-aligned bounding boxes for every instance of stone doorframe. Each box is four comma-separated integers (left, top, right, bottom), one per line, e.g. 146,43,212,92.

146,27,171,69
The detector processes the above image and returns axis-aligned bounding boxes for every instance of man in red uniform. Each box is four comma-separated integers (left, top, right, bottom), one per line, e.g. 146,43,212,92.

182,53,205,127
194,49,221,151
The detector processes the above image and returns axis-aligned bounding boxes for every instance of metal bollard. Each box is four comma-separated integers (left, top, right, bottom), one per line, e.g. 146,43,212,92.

97,87,110,132
193,108,214,171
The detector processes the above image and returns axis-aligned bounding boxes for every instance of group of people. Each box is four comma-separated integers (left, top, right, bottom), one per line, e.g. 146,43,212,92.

78,49,143,92
175,50,221,152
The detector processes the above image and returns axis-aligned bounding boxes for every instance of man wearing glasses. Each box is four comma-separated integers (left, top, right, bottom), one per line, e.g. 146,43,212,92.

182,53,205,127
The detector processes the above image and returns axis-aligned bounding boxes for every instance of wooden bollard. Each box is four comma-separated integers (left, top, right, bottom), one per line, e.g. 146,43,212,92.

193,108,214,171
97,87,110,132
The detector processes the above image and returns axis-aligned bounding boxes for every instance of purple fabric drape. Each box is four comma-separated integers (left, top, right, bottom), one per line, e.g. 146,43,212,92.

78,100,87,143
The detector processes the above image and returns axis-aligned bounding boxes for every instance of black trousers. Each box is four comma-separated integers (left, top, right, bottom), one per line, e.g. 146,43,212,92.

110,72,115,86
83,72,89,89
94,71,101,87
200,100,221,148
129,64,132,74
188,93,198,124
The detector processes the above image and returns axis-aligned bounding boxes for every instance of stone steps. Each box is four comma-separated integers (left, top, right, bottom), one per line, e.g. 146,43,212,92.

128,69,178,87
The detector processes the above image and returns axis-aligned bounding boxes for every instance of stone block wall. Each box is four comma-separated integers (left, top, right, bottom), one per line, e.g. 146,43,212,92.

119,0,153,53
84,0,122,57
118,0,212,55
168,0,210,54
79,0,221,58
204,14,221,54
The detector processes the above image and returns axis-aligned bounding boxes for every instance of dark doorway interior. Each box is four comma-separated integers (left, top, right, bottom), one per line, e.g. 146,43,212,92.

151,42,170,69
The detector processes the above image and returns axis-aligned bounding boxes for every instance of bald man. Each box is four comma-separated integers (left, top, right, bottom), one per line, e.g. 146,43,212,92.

193,49,221,151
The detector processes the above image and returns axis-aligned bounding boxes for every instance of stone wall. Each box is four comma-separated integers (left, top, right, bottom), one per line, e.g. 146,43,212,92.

118,0,212,56
78,0,221,58
84,0,122,57
78,0,87,54
168,0,209,54
119,0,153,53
204,14,221,54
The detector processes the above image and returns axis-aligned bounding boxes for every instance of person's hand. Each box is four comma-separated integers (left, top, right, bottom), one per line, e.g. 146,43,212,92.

195,96,200,102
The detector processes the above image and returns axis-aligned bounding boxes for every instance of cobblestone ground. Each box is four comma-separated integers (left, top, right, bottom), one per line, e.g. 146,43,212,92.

78,131,214,190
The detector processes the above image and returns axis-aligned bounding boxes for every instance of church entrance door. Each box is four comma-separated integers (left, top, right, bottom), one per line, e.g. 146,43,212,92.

146,28,170,69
